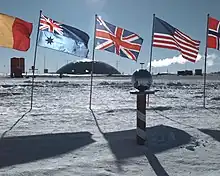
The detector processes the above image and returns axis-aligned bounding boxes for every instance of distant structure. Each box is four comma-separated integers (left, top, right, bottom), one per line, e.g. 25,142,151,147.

195,69,202,76
177,70,193,76
177,69,203,76
10,57,25,78
44,69,48,73
56,61,120,75
43,56,48,73
185,70,193,75
177,71,184,76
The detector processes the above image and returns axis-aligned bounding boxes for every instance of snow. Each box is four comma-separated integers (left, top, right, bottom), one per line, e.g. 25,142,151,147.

0,75,220,175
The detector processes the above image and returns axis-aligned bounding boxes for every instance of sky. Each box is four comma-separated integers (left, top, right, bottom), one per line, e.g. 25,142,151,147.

0,0,220,74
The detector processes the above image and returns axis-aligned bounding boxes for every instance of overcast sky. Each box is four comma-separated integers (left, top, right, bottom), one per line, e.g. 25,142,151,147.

0,0,220,74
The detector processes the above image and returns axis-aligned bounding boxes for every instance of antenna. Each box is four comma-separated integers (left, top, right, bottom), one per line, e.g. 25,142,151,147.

140,62,145,69
116,60,119,70
44,55,46,70
56,62,58,71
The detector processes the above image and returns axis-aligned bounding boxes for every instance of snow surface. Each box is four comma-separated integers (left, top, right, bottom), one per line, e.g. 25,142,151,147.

0,75,220,176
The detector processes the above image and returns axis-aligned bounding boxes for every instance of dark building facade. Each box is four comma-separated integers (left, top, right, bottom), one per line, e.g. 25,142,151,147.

44,69,48,73
195,69,202,75
56,61,120,75
177,70,193,76
10,57,25,78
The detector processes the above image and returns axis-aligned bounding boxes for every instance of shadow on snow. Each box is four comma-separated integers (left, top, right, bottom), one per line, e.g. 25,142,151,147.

90,109,192,176
0,132,95,168
199,129,220,142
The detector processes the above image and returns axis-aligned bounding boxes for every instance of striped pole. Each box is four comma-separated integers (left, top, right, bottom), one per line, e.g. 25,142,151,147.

131,89,155,145
136,93,146,145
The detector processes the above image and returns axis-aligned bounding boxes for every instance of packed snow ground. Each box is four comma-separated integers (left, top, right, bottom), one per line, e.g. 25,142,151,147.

0,75,220,176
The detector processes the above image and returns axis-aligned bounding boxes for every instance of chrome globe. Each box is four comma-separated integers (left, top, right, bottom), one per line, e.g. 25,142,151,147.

131,69,153,91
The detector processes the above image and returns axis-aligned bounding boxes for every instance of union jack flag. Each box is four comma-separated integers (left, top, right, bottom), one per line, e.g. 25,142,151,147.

39,14,63,35
95,16,143,61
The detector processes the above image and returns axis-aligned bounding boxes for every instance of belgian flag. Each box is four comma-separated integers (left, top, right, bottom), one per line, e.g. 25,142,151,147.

0,13,32,51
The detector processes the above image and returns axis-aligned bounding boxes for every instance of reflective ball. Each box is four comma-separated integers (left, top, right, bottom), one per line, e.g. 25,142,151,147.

131,69,153,91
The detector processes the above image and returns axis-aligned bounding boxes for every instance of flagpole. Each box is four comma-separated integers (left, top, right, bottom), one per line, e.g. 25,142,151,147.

203,13,209,108
147,13,155,107
30,10,42,109
89,14,97,109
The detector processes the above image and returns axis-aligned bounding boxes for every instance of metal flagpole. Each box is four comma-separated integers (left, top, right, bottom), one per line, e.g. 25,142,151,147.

30,10,42,109
203,14,209,108
147,14,155,107
0,10,43,139
89,14,97,109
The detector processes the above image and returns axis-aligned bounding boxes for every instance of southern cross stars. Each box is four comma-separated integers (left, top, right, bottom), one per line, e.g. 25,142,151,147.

46,36,54,45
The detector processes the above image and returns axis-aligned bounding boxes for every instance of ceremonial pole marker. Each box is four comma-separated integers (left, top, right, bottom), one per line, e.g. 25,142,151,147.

130,90,155,145
130,69,155,145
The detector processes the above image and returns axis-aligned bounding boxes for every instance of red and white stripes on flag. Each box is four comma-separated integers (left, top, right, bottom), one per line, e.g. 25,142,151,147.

153,17,200,62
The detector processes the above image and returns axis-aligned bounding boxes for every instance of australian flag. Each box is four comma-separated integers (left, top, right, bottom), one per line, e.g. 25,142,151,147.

38,14,89,58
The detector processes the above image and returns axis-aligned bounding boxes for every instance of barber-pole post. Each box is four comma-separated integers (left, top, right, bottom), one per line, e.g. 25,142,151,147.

137,92,146,144
130,69,155,145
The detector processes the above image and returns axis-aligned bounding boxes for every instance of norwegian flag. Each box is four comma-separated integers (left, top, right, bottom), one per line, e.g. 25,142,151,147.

39,14,63,35
95,16,143,61
208,16,220,50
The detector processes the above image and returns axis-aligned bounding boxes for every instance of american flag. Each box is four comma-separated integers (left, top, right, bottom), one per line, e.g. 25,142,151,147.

153,17,200,62
39,14,63,35
95,16,143,61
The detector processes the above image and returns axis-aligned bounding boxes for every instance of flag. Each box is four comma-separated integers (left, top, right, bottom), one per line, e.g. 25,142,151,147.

207,16,220,50
153,17,200,62
0,13,32,51
38,14,89,58
95,16,143,61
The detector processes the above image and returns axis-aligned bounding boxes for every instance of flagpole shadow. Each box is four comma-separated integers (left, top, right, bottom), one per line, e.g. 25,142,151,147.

90,109,191,175
144,148,169,176
0,131,95,168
